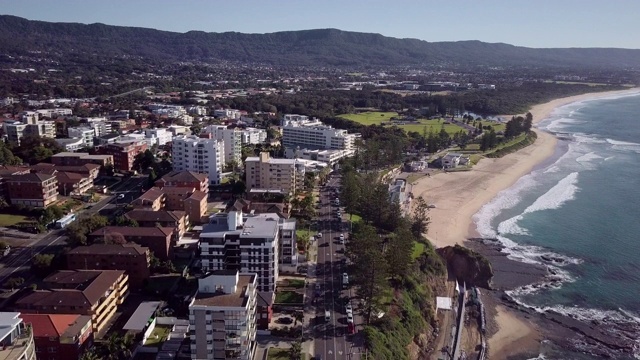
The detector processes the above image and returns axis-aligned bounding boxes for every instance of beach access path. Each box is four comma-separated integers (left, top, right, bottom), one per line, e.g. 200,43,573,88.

410,88,640,358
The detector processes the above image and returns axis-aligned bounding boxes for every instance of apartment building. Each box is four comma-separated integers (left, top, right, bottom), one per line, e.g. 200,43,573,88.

203,125,242,165
155,170,209,193
124,209,188,237
66,244,151,289
188,271,257,360
244,152,305,195
89,226,175,260
281,114,357,151
144,128,173,146
284,148,355,166
20,314,93,360
96,140,147,172
55,137,85,152
54,172,93,196
199,211,284,292
240,127,267,145
3,119,56,145
6,173,58,208
14,270,129,334
0,312,36,360
51,152,113,167
213,108,241,119
171,135,223,186
67,127,95,148
133,186,208,225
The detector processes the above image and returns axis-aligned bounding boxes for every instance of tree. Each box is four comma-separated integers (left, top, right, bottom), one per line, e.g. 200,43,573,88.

31,253,55,277
524,112,533,133
14,135,63,164
293,311,304,326
288,340,302,360
133,149,155,172
340,170,361,219
103,232,127,245
103,164,115,177
231,179,246,198
0,241,8,250
3,276,24,290
410,196,431,238
0,141,21,165
385,223,415,279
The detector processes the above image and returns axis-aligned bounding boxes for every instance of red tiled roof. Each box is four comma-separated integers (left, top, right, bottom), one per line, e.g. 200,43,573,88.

90,226,175,238
124,210,185,223
20,314,80,338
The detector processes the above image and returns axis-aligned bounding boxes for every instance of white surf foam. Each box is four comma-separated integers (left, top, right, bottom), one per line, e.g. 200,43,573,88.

575,152,603,163
606,138,640,154
524,172,579,213
543,166,560,174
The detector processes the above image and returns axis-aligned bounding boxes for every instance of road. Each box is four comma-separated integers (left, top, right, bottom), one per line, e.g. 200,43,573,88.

0,176,148,284
312,173,363,360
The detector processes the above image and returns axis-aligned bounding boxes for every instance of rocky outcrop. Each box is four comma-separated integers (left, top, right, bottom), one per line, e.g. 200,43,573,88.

437,244,493,288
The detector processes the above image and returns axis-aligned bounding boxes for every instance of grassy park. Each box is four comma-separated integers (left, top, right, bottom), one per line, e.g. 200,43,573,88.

396,119,466,136
338,111,398,125
0,214,30,227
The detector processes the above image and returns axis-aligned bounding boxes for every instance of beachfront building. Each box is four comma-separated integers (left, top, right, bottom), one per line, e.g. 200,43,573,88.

188,271,257,360
281,114,358,151
284,148,354,166
172,135,224,186
244,152,305,195
199,211,293,292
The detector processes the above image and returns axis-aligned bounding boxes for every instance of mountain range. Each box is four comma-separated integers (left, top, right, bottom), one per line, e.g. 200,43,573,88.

1,15,640,69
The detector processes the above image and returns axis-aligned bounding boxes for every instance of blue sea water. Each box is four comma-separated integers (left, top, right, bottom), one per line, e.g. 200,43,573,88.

473,91,640,359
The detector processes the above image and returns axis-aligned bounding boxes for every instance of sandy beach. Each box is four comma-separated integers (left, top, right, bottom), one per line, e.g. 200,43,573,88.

412,88,640,358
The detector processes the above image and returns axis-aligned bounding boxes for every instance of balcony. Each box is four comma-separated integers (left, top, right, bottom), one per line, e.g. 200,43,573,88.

0,324,35,360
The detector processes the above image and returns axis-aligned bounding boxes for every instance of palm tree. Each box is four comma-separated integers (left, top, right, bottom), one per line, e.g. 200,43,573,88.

288,340,302,360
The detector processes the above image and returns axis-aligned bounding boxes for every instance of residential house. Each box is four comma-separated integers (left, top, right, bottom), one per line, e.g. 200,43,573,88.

6,173,58,208
88,226,175,260
66,244,151,289
19,314,93,360
14,270,129,334
131,188,165,211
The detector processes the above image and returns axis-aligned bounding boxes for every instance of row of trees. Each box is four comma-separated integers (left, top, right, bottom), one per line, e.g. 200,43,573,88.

479,112,533,152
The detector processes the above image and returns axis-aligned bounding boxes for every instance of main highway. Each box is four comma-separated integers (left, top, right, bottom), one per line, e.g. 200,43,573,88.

313,172,362,360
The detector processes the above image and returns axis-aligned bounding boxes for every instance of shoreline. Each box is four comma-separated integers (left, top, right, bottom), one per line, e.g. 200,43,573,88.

412,87,640,358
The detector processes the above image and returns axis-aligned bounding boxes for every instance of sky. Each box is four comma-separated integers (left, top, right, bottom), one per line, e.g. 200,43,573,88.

2,0,639,49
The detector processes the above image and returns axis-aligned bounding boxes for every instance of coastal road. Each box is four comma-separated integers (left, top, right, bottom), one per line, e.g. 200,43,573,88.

81,176,147,218
313,173,362,360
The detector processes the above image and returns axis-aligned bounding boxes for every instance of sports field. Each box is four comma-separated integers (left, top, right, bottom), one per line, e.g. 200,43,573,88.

337,111,398,125
397,119,466,136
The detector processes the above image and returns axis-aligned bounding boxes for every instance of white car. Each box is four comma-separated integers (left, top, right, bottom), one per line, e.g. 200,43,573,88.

117,193,125,199
316,233,322,238
345,303,353,314
342,273,349,286
347,313,354,324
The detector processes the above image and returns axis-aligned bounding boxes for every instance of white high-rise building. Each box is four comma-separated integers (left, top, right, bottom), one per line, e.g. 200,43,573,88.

68,127,95,148
281,114,357,151
204,125,242,165
240,128,267,145
199,211,286,292
172,135,223,186
188,271,257,360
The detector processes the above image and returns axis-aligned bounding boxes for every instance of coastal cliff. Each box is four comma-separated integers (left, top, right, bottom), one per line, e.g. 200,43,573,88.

437,244,493,288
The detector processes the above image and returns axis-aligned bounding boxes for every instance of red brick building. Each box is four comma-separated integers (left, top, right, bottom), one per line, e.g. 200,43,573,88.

88,226,175,260
66,244,151,288
6,173,58,208
155,170,209,193
19,313,93,360
96,141,147,172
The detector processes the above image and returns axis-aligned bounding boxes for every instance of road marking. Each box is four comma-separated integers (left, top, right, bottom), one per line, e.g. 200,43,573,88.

328,350,333,355
339,350,343,355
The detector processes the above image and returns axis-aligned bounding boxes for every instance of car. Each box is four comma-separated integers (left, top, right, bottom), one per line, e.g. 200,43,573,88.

347,313,354,324
339,233,345,240
347,322,356,335
324,310,331,322
316,232,322,238
427,204,436,209
345,302,353,314
117,193,125,199
342,273,349,286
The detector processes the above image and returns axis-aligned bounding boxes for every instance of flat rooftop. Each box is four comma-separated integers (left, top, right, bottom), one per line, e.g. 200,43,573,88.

191,274,255,308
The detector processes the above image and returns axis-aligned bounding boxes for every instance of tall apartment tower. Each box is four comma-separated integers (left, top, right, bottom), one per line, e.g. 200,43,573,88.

172,135,224,186
188,271,257,360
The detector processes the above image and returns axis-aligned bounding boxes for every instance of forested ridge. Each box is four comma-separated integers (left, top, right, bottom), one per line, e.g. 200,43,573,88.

2,15,640,68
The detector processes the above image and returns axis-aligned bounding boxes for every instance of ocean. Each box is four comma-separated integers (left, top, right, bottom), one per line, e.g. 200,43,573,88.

473,91,640,359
